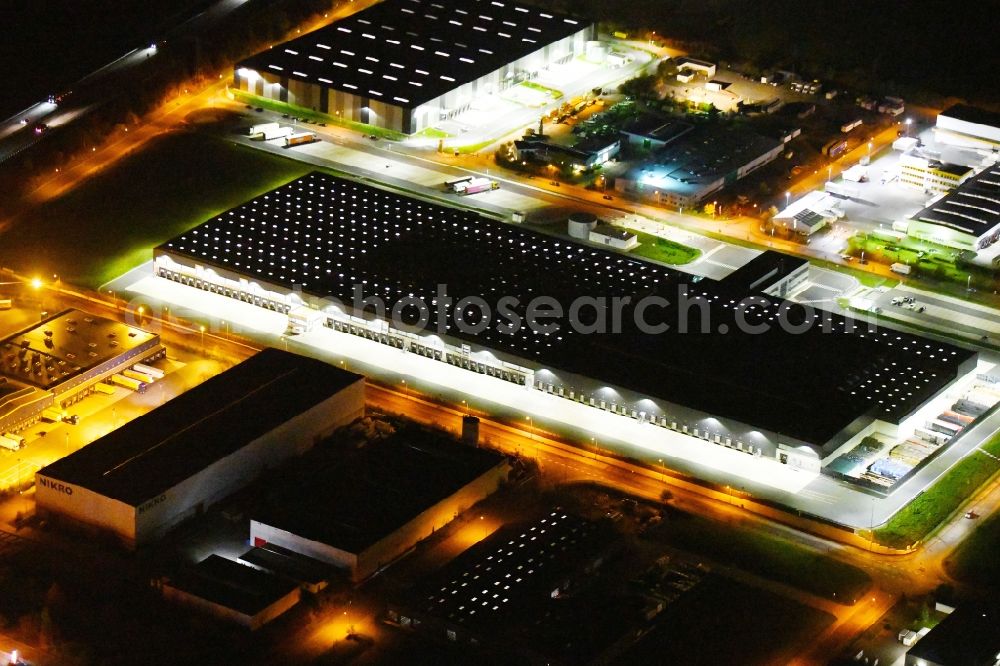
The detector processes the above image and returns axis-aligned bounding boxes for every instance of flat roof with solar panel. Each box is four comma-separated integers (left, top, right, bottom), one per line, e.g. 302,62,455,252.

910,164,1000,239
238,0,591,109
389,511,613,637
155,172,977,450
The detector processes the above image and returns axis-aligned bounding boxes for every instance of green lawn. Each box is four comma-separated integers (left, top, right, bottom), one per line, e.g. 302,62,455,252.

628,229,701,265
520,80,564,99
945,509,1000,589
234,90,407,141
651,512,871,603
848,232,976,287
413,126,453,139
4,132,312,288
873,434,1000,550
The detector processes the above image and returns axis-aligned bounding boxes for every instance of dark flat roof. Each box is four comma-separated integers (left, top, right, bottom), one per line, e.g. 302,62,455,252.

932,161,974,178
38,348,362,506
393,511,610,634
240,544,336,586
158,172,976,445
906,604,1000,665
911,164,1000,237
253,431,506,554
718,252,808,296
622,115,694,144
168,555,298,618
0,309,158,390
238,0,591,109
940,103,1000,130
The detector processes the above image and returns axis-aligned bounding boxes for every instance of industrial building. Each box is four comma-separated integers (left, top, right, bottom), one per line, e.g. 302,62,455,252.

0,309,163,435
621,116,693,150
898,153,974,194
904,163,1000,253
387,511,615,652
773,190,844,236
153,171,977,471
673,57,716,79
158,555,301,631
35,348,364,547
904,603,1000,666
615,125,784,209
566,212,638,249
250,429,509,581
511,136,620,171
935,103,1000,147
234,0,594,134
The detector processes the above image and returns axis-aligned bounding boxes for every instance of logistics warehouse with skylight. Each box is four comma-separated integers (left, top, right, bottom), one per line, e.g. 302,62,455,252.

153,172,978,472
234,0,594,134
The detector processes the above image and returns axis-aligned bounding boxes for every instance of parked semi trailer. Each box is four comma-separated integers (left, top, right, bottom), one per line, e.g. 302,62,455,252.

0,435,24,451
123,369,155,384
455,177,499,195
284,132,318,148
111,374,147,393
249,122,279,137
132,363,165,380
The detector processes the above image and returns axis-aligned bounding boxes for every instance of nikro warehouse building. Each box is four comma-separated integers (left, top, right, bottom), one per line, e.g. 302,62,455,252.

153,172,977,472
234,0,593,134
35,349,364,547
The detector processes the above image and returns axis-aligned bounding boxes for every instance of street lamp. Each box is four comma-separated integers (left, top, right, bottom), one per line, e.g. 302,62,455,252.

199,324,206,350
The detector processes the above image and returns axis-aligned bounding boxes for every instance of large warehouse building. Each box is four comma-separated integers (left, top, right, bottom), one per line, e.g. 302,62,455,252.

250,429,509,581
905,163,1000,254
234,0,594,134
1,309,163,435
35,348,364,547
935,104,1000,147
153,172,977,472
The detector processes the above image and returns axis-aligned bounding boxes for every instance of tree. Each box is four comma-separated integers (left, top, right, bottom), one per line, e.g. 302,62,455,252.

618,74,659,100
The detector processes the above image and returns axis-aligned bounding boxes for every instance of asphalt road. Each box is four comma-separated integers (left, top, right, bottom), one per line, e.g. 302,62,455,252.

0,0,255,165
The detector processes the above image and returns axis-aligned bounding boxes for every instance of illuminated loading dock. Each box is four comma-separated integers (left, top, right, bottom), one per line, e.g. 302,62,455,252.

35,349,364,547
234,0,593,134
153,172,977,471
0,309,163,434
